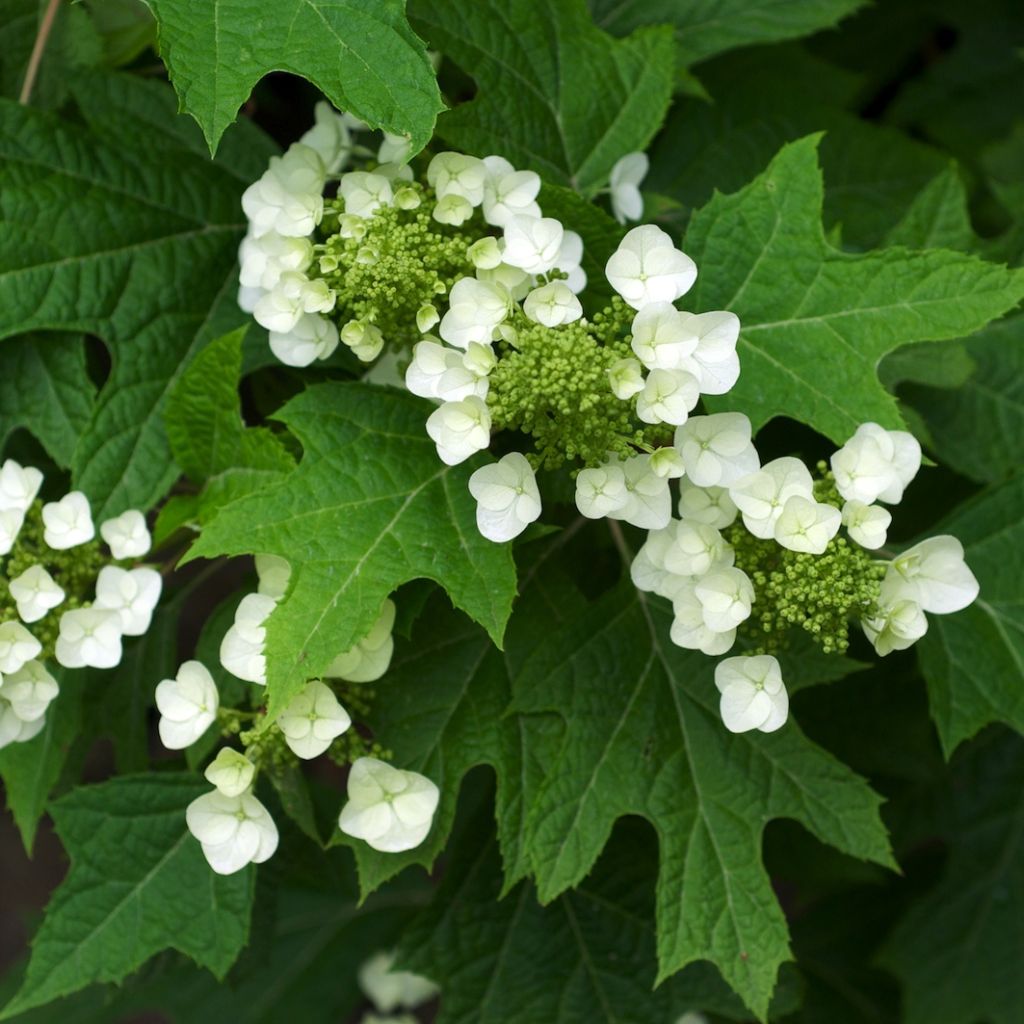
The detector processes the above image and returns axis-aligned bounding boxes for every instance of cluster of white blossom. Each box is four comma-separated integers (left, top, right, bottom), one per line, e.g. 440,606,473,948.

0,461,158,749
164,554,438,874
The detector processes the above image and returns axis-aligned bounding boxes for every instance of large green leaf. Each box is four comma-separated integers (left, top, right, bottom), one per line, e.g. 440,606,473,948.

144,0,442,155
411,0,674,194
880,729,1024,1024
916,475,1024,755
1,774,253,1018
589,0,864,67
0,71,275,517
684,135,1024,442
510,581,894,1018
186,382,517,720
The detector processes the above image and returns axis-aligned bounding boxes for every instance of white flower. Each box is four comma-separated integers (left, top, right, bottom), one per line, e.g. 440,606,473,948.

99,509,151,559
339,171,394,218
326,599,396,683
674,413,759,487
269,313,339,367
0,660,58,722
575,464,629,519
774,496,841,555
338,757,440,853
94,566,162,636
54,607,122,669
607,357,645,400
678,480,738,529
630,302,698,371
358,950,439,1013
155,660,219,750
8,565,65,624
676,311,741,395
0,699,45,749
405,340,487,402
609,151,649,223
0,459,43,513
378,131,412,166
715,656,788,733
237,284,261,313
482,156,541,226
341,320,385,362
425,397,491,466
604,225,696,310
256,554,291,601
254,272,335,334
204,748,256,798
220,592,277,685
467,236,503,270
427,152,486,205
882,536,979,614
830,423,922,505
186,788,279,875
433,193,474,226
635,368,701,426
501,215,564,274
238,231,314,292
468,453,541,542
300,101,352,173
862,597,928,656
439,277,509,349
0,508,23,557
695,566,754,632
729,457,814,540
607,454,672,530
42,491,94,550
663,521,733,577
555,230,587,293
242,143,326,237
650,446,685,479
0,621,42,674
842,500,891,550
630,525,677,597
523,281,582,327
278,679,352,760
669,579,736,655
476,261,530,300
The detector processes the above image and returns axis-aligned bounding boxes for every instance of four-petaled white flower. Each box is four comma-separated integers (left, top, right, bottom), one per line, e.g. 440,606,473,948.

339,170,393,219
635,368,701,426
341,320,385,362
54,607,122,669
630,302,698,371
220,593,277,685
0,459,43,513
426,397,492,466
358,950,439,1014
501,215,564,275
831,423,921,505
650,446,685,479
0,696,45,749
670,579,736,655
604,225,696,310
0,660,58,723
0,508,23,557
270,313,339,367
774,496,841,555
607,357,645,400
338,757,440,853
715,655,788,733
841,500,891,550
482,156,541,227
326,599,396,683
405,340,489,402
42,491,95,550
882,536,979,614
242,143,326,238
862,597,928,656
676,311,741,395
0,621,42,674
427,152,486,205
204,747,256,798
239,231,314,292
155,660,220,750
300,101,352,174
523,281,582,327
94,566,162,636
607,455,672,530
468,453,542,543
609,151,649,224
254,271,335,334
575,464,629,520
677,480,738,530
674,413,759,488
695,567,755,633
378,131,412,167
99,509,151,559
729,457,814,540
186,788,279,875
663,521,734,578
8,565,65,624
439,278,510,349
277,679,353,760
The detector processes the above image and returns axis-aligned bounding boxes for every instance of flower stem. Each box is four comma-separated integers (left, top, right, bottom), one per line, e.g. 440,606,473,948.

19,0,62,105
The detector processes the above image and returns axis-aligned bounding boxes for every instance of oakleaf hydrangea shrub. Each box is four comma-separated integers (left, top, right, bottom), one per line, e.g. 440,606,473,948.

1,2,1022,1022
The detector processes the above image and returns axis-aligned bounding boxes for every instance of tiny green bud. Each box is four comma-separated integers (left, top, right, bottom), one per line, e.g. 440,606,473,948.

468,236,503,270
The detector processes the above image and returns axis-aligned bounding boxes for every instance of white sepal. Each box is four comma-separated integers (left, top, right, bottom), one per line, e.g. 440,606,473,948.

155,660,219,750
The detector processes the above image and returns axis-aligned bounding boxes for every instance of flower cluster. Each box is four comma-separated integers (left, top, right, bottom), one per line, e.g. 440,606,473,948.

629,420,978,732
0,461,159,749
163,554,439,874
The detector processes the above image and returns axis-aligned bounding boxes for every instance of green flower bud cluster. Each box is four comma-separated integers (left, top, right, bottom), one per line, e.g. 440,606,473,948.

240,720,294,772
487,299,665,469
812,462,844,507
317,190,477,349
328,682,392,765
727,523,884,655
0,501,106,656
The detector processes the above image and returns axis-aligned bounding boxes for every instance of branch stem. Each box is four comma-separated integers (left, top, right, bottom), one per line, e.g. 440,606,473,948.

19,0,62,105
